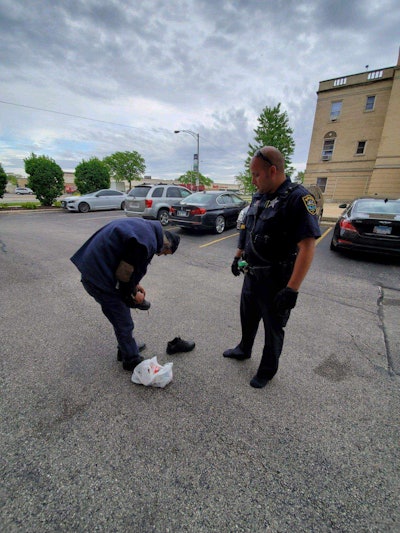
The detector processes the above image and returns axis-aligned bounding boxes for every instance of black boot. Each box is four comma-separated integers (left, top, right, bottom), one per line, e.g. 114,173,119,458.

122,356,144,371
223,346,250,360
166,337,195,355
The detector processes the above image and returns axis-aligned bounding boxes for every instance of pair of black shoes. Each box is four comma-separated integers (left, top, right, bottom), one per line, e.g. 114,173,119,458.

167,337,195,355
223,347,270,388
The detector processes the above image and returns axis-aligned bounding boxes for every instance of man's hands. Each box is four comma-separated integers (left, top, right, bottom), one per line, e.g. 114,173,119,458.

274,287,298,313
133,285,145,304
231,257,241,277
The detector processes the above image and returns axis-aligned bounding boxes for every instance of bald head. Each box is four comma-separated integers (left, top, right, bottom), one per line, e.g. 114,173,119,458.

250,146,287,194
256,146,285,173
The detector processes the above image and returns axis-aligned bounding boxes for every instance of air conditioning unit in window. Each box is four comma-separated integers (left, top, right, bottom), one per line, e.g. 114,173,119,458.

322,155,330,161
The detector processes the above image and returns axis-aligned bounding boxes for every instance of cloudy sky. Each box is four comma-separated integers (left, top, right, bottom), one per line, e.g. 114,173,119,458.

1,0,399,184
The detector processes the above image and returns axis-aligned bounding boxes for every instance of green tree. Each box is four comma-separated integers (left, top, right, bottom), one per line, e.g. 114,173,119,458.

75,157,110,194
103,151,146,190
0,163,7,198
294,170,305,184
24,153,64,205
177,170,213,188
236,103,295,193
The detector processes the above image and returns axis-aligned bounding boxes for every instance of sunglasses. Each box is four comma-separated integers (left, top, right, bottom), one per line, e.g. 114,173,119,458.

255,150,275,167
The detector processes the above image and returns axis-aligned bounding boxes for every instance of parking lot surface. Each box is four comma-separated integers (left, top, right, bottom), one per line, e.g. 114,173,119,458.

1,211,399,532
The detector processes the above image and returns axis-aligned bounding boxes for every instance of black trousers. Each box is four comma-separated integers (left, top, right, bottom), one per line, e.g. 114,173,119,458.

81,279,140,362
238,270,290,379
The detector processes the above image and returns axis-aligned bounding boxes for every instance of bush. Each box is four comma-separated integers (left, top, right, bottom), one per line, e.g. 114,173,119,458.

75,158,110,194
0,163,7,198
24,153,64,206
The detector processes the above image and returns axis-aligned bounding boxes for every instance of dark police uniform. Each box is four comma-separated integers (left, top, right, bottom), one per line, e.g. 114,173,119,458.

236,178,321,380
71,218,163,364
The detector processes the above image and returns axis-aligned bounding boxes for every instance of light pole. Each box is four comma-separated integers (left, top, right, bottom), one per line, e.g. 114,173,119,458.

174,130,200,191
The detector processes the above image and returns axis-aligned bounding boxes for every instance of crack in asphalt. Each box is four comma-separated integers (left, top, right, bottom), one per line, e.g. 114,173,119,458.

378,286,400,376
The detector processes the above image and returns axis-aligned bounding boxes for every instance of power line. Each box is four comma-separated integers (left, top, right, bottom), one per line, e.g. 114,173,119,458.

0,99,149,131
0,99,246,163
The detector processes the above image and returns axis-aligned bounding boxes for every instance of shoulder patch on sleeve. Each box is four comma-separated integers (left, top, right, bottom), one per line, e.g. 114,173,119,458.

302,194,317,215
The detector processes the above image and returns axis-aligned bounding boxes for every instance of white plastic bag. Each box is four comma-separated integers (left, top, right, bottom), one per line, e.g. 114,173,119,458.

131,356,173,388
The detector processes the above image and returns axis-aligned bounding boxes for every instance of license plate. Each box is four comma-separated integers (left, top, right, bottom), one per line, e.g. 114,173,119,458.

177,210,189,217
129,202,139,208
373,225,392,235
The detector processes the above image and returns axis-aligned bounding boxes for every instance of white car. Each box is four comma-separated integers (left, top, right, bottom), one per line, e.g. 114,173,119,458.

61,189,127,213
15,187,33,195
236,205,249,230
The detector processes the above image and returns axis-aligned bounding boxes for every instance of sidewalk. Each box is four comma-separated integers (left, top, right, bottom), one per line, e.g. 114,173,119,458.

322,201,345,222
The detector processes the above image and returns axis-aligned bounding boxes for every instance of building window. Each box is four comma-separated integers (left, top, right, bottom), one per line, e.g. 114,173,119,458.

321,132,336,160
367,70,383,80
333,77,347,86
365,95,375,111
330,101,342,121
317,177,327,192
356,141,366,155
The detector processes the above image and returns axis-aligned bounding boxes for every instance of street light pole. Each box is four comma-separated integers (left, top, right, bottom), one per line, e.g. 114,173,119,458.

174,130,200,191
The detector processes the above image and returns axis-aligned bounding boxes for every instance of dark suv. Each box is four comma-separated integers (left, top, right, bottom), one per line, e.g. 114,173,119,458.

125,183,192,226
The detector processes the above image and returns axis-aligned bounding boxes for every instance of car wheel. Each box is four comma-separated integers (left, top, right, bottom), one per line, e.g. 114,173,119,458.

120,201,126,210
78,202,90,213
214,215,225,234
157,209,169,226
330,238,338,251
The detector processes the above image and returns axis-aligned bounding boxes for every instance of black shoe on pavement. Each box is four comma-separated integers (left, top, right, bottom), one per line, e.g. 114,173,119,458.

250,374,269,388
223,347,250,360
166,337,195,355
122,356,144,371
117,343,146,362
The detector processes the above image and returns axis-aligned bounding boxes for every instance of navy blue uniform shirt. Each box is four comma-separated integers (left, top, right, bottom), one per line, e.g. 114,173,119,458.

238,179,321,264
71,218,164,294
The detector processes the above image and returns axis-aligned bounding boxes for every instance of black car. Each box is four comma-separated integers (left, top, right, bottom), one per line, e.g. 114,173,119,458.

169,191,247,234
330,197,400,256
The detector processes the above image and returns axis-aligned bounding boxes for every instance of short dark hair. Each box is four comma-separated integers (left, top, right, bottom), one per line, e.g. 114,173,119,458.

164,231,180,254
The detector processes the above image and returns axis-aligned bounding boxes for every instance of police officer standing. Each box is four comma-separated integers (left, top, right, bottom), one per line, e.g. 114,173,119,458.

224,146,321,388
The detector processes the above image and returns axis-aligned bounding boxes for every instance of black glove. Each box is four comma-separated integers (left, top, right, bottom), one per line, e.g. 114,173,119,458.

274,287,298,313
231,257,240,277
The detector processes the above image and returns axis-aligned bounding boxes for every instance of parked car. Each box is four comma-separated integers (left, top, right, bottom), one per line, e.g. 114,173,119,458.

236,205,249,230
125,183,192,226
170,191,248,234
15,187,33,195
330,197,400,257
61,189,127,213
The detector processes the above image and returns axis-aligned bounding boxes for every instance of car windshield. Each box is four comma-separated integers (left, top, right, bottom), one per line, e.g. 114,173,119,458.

181,193,215,206
128,187,150,197
353,200,400,216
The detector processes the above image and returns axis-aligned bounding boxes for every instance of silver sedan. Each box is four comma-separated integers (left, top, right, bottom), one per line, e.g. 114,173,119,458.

61,189,127,213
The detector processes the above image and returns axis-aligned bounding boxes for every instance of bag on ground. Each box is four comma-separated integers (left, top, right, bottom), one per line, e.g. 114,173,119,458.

131,356,173,388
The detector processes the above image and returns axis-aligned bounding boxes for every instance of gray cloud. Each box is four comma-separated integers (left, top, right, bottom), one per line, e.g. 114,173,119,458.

1,0,399,181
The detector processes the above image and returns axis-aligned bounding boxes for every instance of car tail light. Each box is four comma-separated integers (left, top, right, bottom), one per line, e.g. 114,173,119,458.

340,219,358,232
190,207,206,215
170,207,176,214
145,199,153,208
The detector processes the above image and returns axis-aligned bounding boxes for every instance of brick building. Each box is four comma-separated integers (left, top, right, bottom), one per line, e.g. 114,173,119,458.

304,49,400,201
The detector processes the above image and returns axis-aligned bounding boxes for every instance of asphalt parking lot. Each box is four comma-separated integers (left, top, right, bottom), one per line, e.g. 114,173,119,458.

1,210,399,532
